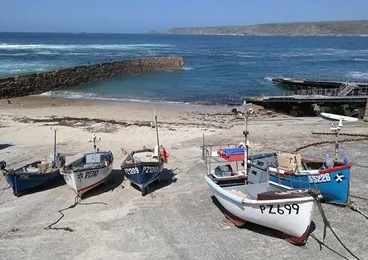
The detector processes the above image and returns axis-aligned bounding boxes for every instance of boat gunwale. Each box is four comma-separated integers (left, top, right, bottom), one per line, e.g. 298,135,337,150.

60,151,114,175
269,163,352,176
205,175,315,205
2,160,59,176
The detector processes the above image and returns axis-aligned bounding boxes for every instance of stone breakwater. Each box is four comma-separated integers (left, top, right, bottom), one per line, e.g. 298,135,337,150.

0,56,184,98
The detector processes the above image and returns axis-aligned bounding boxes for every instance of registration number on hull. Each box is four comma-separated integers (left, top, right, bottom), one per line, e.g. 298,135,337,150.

124,166,160,175
308,173,331,184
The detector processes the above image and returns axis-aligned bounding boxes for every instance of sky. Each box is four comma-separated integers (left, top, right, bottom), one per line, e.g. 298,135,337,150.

0,0,367,33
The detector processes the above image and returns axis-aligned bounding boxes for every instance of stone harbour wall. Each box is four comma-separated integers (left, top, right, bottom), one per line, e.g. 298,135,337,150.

0,56,184,98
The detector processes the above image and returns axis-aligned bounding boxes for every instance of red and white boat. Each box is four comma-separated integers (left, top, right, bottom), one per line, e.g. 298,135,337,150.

60,151,113,198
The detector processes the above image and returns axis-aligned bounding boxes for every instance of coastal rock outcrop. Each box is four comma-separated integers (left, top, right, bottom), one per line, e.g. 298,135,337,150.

0,57,184,98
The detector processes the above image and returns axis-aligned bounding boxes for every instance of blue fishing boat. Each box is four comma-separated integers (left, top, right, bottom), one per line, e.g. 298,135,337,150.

259,152,351,205
0,129,64,196
120,114,169,195
0,160,63,196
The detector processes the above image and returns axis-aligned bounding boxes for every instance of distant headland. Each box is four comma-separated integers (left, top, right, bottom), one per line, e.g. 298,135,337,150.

164,20,368,36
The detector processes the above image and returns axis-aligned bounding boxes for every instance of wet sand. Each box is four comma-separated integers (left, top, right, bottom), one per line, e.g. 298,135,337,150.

0,96,367,260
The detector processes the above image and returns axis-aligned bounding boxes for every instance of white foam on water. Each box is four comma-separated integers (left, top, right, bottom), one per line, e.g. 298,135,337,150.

346,71,368,79
353,58,368,61
0,43,173,51
183,66,193,71
264,76,273,82
40,91,192,105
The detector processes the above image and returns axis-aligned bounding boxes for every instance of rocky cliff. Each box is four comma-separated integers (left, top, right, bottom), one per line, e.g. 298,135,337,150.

0,57,184,98
168,20,368,36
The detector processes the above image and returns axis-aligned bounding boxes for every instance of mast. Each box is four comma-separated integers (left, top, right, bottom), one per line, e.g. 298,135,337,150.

243,101,249,174
330,119,343,162
242,101,253,174
154,110,160,158
51,127,58,166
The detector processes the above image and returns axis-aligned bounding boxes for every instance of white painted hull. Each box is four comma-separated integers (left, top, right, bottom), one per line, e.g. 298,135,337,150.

62,163,113,197
320,112,358,122
205,176,315,238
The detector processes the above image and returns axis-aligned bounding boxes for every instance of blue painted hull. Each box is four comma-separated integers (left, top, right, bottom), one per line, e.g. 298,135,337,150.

121,162,164,191
5,169,63,196
269,167,351,205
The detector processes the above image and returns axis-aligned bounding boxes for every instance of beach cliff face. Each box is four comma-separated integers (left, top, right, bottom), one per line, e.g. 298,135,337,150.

0,56,184,98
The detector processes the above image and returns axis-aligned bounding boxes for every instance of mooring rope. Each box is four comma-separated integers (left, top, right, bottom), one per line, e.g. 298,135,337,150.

347,200,368,220
308,190,361,260
312,132,368,137
294,137,368,153
44,195,107,232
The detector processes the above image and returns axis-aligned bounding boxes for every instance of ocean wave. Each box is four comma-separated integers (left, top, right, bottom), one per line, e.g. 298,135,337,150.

183,66,194,71
346,71,368,79
40,91,192,105
353,58,368,61
264,76,273,82
0,43,173,51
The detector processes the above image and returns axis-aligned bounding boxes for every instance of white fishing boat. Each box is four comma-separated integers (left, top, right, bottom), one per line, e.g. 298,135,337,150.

203,102,318,245
320,112,358,122
59,134,114,198
205,176,316,243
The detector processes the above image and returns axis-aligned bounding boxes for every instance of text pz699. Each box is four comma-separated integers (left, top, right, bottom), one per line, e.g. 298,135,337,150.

259,204,299,215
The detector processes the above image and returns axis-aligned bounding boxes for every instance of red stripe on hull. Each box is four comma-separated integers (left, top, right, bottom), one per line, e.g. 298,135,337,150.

77,176,108,193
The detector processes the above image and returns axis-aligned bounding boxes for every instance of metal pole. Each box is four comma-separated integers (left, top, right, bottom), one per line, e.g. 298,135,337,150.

54,128,57,164
243,101,248,174
154,112,160,158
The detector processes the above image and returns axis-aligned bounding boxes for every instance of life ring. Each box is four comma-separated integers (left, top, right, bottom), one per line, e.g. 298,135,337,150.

160,146,169,163
238,142,245,148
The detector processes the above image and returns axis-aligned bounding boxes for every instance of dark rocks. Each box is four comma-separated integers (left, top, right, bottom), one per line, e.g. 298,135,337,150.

0,57,184,98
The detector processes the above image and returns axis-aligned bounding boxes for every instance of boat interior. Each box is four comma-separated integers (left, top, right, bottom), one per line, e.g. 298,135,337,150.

12,161,56,174
66,152,113,171
214,152,346,180
223,182,281,200
123,149,159,164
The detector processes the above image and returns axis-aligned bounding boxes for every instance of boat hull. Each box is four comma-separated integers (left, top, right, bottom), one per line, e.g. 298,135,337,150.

62,162,113,197
269,166,351,205
205,175,315,240
5,169,62,196
121,162,164,191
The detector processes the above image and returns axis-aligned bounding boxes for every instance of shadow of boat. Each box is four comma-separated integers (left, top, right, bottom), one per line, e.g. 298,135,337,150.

211,196,316,244
81,169,125,200
129,168,177,196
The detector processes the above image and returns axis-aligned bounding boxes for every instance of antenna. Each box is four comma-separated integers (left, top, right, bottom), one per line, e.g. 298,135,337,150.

330,119,343,161
88,133,101,152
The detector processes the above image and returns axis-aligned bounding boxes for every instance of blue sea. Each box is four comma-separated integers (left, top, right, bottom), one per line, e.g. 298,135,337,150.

1,32,368,105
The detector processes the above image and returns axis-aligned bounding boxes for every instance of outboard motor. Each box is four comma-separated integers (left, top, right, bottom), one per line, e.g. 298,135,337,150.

0,161,7,171
58,156,66,168
0,161,6,170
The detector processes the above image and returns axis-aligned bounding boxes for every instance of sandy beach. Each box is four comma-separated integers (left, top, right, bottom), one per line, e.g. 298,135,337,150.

0,96,367,260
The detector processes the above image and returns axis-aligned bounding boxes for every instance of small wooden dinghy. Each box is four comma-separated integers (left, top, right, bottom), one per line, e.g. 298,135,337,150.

60,134,114,198
0,129,63,196
121,113,169,195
